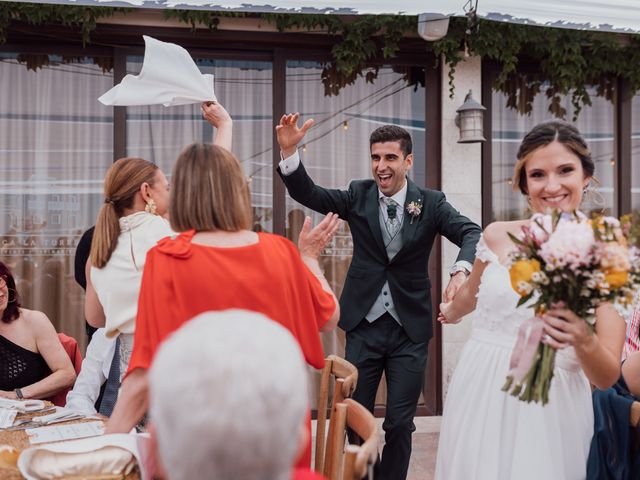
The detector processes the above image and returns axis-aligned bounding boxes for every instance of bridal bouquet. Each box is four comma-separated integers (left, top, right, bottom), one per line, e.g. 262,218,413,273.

504,210,640,405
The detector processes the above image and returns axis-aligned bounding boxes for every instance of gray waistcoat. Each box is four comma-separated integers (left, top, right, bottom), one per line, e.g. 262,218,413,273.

364,207,404,324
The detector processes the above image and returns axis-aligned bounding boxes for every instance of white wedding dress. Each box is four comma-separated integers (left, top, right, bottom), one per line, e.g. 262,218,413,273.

435,235,593,480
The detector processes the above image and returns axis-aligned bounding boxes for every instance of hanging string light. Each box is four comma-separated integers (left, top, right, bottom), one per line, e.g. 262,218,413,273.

343,120,349,130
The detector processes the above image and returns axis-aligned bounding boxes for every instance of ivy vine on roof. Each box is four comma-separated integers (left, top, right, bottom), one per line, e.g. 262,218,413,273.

2,2,640,118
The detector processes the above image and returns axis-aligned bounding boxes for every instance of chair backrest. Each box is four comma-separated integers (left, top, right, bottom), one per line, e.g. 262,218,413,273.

48,333,82,407
315,355,358,476
325,398,379,480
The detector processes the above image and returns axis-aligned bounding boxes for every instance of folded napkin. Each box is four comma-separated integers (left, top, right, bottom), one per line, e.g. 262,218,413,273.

18,433,150,480
29,407,86,426
99,35,216,107
0,398,45,413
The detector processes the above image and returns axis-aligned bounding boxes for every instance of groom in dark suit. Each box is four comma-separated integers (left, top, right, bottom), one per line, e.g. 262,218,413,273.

276,114,481,479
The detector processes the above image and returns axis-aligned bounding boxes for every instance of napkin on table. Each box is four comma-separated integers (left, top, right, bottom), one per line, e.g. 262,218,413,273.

28,407,86,426
0,397,45,413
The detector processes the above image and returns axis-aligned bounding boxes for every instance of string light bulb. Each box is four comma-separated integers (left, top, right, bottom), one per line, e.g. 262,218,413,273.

343,120,349,131
247,175,253,185
610,158,616,167
302,144,307,153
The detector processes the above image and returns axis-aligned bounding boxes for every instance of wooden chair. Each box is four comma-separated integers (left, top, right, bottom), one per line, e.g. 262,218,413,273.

325,398,380,480
315,355,358,476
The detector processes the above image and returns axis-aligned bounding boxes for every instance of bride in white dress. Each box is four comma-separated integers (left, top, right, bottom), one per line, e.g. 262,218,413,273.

435,120,626,480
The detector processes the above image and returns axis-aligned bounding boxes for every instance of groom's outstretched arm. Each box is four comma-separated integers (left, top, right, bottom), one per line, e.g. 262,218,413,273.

434,192,482,264
276,113,351,219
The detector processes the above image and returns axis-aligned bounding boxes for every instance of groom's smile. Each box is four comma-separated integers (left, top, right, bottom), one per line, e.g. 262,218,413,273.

371,141,413,196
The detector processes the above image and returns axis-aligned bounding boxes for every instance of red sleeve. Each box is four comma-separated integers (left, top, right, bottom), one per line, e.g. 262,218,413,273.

292,469,328,480
126,248,162,377
301,264,336,331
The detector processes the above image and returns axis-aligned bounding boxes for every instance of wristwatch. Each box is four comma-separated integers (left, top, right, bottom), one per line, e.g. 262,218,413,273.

14,388,24,400
449,264,471,277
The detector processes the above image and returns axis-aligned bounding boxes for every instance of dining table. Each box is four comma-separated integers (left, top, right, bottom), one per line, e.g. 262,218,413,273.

0,405,140,479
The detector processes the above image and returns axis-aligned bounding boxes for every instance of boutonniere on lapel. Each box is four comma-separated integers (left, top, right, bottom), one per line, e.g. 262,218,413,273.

406,199,423,224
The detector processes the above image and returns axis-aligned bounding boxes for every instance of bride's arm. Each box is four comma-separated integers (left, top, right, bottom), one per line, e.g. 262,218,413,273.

439,258,487,324
439,222,511,324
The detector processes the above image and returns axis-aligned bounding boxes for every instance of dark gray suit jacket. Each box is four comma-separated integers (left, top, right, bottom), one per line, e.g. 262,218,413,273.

279,163,481,343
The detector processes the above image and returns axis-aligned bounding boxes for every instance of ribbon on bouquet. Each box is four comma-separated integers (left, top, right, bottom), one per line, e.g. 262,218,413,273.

506,315,545,385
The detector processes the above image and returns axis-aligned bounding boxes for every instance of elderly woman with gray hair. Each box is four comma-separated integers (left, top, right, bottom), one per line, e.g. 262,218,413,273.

147,310,325,480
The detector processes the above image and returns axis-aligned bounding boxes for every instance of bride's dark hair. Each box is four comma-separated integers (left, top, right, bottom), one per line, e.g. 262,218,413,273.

512,120,595,195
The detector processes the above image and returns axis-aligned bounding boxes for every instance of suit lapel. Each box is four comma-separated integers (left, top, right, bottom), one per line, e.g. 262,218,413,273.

365,184,386,254
400,179,423,250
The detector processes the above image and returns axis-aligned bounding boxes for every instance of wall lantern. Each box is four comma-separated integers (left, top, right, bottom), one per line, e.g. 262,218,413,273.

455,90,486,143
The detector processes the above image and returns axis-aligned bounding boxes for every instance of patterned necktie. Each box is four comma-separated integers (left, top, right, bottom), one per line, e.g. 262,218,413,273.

383,197,401,239
98,337,120,417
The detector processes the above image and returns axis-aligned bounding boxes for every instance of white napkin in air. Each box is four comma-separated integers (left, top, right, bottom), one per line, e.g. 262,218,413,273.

98,35,216,107
0,397,45,413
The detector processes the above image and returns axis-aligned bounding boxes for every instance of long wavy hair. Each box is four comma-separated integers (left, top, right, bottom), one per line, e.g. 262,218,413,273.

0,262,21,323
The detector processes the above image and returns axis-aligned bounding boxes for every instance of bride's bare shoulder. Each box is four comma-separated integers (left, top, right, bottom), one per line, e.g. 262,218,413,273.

483,220,529,252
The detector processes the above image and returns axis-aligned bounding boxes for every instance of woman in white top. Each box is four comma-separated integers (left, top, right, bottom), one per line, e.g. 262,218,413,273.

85,102,232,375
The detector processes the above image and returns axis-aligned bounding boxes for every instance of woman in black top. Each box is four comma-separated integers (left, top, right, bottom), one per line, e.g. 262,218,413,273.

0,261,76,399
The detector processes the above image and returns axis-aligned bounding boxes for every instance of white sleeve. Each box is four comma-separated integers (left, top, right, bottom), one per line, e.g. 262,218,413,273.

278,150,301,176
65,329,116,415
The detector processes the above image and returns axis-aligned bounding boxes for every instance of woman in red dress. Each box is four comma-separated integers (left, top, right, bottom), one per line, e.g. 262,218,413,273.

106,143,340,466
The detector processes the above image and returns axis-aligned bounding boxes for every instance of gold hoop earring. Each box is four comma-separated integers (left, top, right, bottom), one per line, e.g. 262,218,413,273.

145,199,157,215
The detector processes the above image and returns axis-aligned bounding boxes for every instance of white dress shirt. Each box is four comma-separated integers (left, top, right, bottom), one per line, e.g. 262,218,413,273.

65,329,116,415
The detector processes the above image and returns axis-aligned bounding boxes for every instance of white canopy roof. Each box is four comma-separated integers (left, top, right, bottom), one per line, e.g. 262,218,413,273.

13,0,640,33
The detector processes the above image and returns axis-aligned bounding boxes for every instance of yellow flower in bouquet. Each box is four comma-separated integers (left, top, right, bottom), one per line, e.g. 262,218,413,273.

509,259,541,296
604,270,628,289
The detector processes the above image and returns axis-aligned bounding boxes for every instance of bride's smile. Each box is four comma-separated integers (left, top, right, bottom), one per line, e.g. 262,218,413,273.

523,140,591,213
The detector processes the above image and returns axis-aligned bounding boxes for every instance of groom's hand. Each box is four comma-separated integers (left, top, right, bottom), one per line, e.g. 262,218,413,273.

276,112,314,158
443,271,466,303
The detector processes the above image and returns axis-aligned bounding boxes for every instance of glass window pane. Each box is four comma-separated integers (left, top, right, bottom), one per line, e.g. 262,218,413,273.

0,54,114,348
285,62,426,407
126,58,273,231
492,86,615,221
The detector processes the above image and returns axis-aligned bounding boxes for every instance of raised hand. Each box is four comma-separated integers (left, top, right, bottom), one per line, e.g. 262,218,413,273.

202,101,233,151
276,113,315,158
201,101,232,129
297,212,340,260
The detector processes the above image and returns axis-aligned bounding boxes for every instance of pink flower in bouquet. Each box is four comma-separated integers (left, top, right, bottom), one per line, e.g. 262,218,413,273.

528,213,553,245
539,220,594,270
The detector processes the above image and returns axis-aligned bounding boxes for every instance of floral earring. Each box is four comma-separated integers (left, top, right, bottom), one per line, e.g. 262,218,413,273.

145,198,157,215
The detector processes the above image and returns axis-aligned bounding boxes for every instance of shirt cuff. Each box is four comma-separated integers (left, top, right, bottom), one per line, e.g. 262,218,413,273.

451,260,473,276
278,150,301,176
